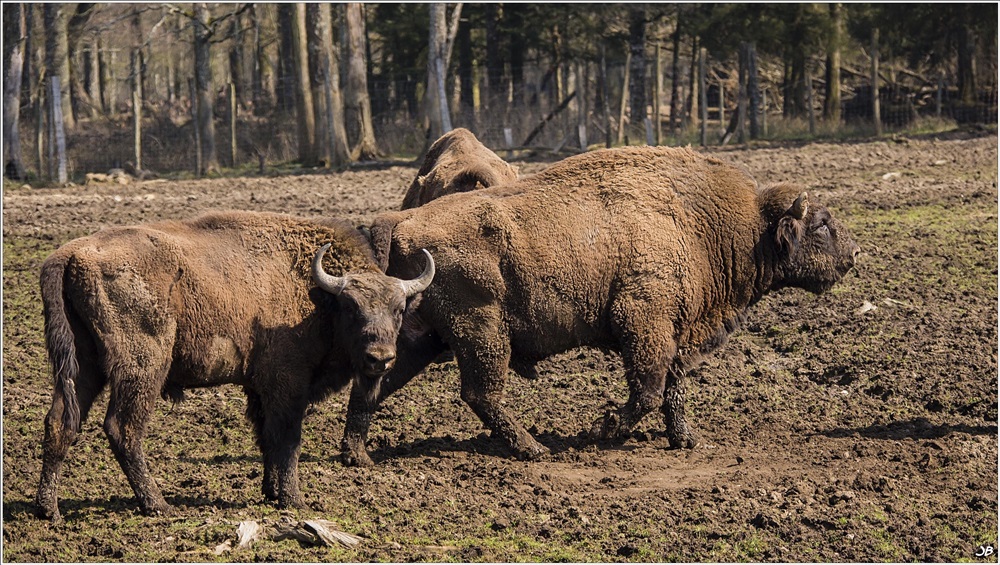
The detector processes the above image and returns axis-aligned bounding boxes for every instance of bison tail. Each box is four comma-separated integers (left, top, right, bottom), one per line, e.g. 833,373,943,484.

40,252,82,434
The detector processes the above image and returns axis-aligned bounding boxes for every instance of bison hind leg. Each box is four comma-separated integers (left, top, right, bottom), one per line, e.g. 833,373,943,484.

36,336,107,522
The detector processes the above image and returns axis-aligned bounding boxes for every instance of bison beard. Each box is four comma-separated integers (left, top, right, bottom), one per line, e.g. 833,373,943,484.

342,146,860,466
35,211,433,521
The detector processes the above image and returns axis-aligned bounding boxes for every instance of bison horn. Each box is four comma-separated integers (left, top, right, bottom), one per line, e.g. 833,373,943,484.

399,249,435,298
313,243,349,295
789,192,808,220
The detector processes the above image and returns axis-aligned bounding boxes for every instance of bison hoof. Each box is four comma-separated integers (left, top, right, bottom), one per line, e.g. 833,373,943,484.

141,501,173,517
514,442,550,461
588,412,623,441
341,449,375,468
667,433,699,450
278,495,308,510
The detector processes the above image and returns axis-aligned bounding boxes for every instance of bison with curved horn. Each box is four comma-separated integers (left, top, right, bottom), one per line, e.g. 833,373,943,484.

35,211,433,521
344,146,860,466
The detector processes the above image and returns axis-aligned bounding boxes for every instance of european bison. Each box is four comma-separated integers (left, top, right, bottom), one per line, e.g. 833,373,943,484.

36,211,434,520
401,128,519,209
343,146,860,466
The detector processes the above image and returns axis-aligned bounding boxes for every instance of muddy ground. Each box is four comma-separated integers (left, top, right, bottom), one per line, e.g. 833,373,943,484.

2,130,997,562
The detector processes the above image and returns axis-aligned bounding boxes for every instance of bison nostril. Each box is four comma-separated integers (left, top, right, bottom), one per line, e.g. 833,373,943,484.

366,352,395,367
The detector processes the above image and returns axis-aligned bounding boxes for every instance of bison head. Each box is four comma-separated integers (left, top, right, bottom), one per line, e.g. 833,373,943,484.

763,184,860,293
313,245,434,378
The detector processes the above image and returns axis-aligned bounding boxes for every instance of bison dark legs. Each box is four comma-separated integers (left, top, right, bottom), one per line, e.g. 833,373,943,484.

244,390,279,501
591,294,675,441
342,327,447,467
103,369,171,515
35,362,105,522
661,364,698,448
454,320,550,460
254,391,310,509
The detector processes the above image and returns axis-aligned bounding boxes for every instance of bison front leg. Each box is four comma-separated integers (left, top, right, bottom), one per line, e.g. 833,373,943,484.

455,327,549,460
661,364,698,449
341,329,446,467
259,396,309,509
244,390,280,501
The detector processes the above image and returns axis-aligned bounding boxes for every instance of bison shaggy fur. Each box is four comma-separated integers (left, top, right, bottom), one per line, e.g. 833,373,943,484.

36,210,432,520
401,128,519,209
343,146,860,466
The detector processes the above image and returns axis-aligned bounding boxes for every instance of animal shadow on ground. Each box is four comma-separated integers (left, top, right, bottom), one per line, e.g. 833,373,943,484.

820,418,997,441
363,428,667,464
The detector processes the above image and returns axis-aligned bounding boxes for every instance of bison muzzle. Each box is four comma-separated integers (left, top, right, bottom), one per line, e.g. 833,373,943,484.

35,211,433,521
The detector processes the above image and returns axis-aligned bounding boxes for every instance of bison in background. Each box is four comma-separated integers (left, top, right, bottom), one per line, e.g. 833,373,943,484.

36,211,434,520
344,146,860,466
401,128,519,209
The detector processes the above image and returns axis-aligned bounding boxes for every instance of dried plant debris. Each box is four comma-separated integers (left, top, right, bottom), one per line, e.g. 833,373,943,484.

273,519,364,548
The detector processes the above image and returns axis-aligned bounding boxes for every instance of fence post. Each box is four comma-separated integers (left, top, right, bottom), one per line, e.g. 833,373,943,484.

654,44,662,145
132,49,142,171
807,72,815,135
600,44,612,148
229,82,237,167
699,47,707,147
719,83,725,131
871,28,881,136
36,82,45,178
936,75,943,118
762,87,768,137
49,78,67,184
617,49,631,146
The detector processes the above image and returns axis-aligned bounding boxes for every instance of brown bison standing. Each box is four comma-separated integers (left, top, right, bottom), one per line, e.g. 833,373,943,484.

35,211,434,520
400,128,519,209
343,146,860,466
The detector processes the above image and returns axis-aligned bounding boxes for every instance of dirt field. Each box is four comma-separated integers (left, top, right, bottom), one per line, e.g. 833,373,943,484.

3,130,997,562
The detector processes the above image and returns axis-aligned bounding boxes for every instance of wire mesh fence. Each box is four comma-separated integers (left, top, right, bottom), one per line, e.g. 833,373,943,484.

16,55,999,183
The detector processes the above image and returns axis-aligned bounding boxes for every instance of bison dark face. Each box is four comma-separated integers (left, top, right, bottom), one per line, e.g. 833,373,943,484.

313,245,434,378
771,191,861,293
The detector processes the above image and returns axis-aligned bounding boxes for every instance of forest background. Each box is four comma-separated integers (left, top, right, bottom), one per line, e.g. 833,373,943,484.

2,3,997,183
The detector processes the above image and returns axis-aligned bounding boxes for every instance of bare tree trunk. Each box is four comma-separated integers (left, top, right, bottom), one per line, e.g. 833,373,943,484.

745,42,760,139
228,17,246,108
276,4,295,114
427,3,453,141
194,3,218,173
699,46,707,147
343,3,378,160
484,3,503,118
956,11,977,105
457,14,474,129
4,2,26,179
617,49,631,145
292,3,316,165
44,4,74,130
98,37,111,113
669,10,681,134
323,5,350,166
307,4,329,166
823,3,842,122
250,4,275,114
627,7,647,142
871,27,881,135
85,40,100,117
